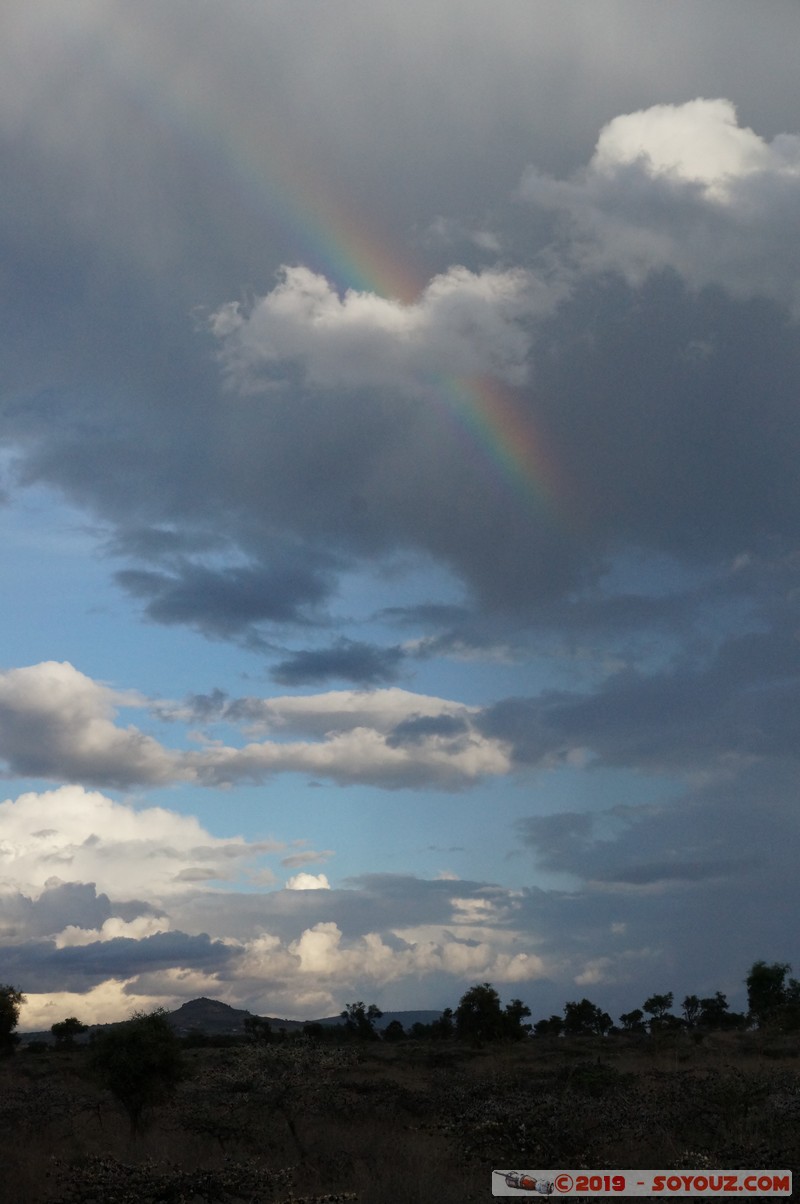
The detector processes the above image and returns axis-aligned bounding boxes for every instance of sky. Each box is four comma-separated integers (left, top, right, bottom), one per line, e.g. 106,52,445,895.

2,0,800,1030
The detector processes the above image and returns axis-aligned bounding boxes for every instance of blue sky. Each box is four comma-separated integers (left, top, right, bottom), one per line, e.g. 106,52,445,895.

2,0,800,1030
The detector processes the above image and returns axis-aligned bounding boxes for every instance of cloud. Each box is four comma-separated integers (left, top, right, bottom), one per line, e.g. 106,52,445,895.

280,847,334,869
285,873,331,891
271,639,405,686
0,784,279,901
7,796,795,1029
117,556,335,643
55,914,171,948
422,215,502,254
386,712,471,747
0,661,180,787
174,685,511,789
2,930,234,995
5,619,800,796
190,719,510,791
9,632,800,795
590,98,776,197
211,263,549,394
517,756,800,891
1,14,799,656
521,98,800,314
3,825,554,1024
480,622,800,775
196,686,479,738
20,978,174,1031
0,663,512,791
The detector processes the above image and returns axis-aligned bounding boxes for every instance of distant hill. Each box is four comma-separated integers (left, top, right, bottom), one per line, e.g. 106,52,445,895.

167,996,259,1036
20,998,444,1043
167,998,444,1036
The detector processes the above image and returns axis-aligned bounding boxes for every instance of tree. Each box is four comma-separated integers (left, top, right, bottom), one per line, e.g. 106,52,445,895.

340,1001,382,1040
533,1015,564,1038
619,1008,646,1032
563,998,613,1037
243,1015,273,1043
0,985,25,1055
643,992,680,1033
382,1019,406,1042
454,985,532,1044
783,977,800,1031
51,1016,88,1049
455,983,505,1044
431,1007,455,1040
746,961,791,1028
697,992,730,1029
503,998,532,1040
681,995,701,1027
643,992,673,1020
89,1009,184,1133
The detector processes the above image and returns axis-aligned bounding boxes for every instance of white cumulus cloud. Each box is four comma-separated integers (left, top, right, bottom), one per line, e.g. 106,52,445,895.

211,263,557,394
521,98,800,314
0,784,277,902
285,872,331,890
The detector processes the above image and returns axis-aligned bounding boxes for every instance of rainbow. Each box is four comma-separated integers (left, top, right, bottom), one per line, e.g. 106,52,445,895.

444,375,563,513
62,8,566,520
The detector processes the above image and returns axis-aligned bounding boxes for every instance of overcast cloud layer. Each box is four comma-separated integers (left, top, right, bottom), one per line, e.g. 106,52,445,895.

1,1,799,1028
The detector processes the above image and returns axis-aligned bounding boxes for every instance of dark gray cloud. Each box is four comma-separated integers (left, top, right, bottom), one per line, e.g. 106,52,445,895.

0,882,162,946
104,526,224,563
530,275,800,566
386,713,471,748
116,557,335,642
272,639,404,686
0,7,797,649
379,603,473,630
521,752,800,905
481,620,800,773
517,803,761,887
0,930,233,994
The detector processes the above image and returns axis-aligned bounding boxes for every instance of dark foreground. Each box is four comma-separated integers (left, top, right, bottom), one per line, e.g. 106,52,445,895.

1,1031,798,1203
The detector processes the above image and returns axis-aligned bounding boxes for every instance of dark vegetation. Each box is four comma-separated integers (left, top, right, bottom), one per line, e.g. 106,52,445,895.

0,962,797,1202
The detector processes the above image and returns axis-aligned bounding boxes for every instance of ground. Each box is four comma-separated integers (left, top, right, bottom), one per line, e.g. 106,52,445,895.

1,1030,797,1203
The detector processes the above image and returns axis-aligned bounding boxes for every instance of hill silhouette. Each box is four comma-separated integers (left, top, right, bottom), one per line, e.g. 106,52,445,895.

20,997,443,1042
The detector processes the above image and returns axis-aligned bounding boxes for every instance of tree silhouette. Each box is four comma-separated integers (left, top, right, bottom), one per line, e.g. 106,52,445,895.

503,998,532,1040
382,1019,406,1042
51,1016,88,1049
563,998,612,1036
619,1008,646,1032
642,992,673,1019
697,992,730,1029
746,961,800,1030
455,983,505,1044
746,961,789,1028
0,985,25,1055
682,995,701,1026
533,1014,564,1037
340,1001,383,1040
89,1009,184,1133
430,1007,454,1040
